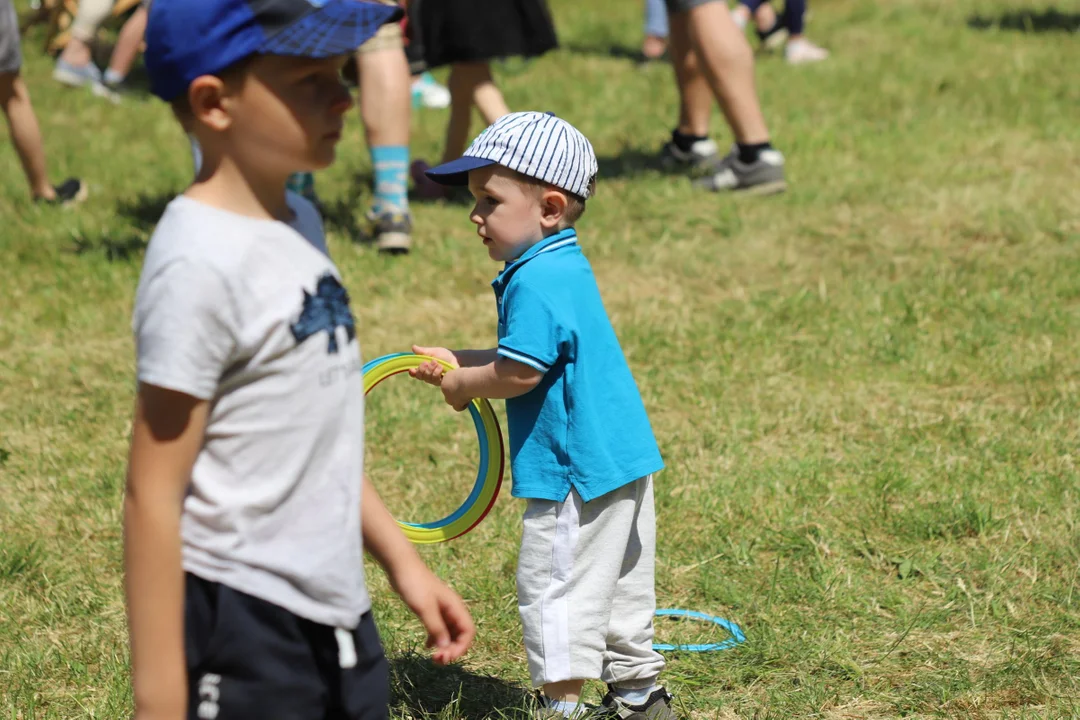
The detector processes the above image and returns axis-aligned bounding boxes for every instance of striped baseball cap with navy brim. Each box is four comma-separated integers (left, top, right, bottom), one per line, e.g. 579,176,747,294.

426,112,599,199
146,0,403,102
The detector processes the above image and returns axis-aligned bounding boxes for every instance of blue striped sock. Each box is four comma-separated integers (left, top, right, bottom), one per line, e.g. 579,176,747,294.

371,145,409,213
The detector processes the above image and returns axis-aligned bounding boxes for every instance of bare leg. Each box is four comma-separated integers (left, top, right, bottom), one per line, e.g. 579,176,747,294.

668,11,712,137
542,679,586,708
443,62,508,163
357,46,411,148
754,2,778,32
0,73,54,200
107,6,148,79
57,0,112,68
685,0,770,144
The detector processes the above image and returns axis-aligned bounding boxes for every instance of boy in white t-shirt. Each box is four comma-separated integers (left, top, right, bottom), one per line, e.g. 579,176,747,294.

125,2,474,718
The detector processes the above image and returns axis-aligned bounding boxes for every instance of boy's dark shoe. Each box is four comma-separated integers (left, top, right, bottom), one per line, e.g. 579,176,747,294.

599,686,678,720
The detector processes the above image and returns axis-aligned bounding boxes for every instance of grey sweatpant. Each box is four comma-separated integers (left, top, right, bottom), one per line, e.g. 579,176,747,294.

517,475,665,689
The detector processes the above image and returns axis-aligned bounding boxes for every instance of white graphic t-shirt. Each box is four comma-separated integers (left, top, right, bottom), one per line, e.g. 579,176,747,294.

133,194,368,628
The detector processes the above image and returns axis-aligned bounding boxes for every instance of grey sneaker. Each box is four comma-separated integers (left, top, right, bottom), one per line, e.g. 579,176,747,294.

600,687,678,720
658,137,720,174
693,145,787,195
53,59,102,87
54,60,122,103
367,206,412,254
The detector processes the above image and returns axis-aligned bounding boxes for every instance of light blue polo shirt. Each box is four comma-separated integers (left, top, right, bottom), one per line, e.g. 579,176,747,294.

493,228,664,502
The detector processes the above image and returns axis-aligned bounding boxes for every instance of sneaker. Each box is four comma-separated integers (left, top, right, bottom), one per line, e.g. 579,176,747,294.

411,72,451,109
367,206,412,254
758,23,790,52
53,59,103,87
35,178,88,206
785,38,829,64
658,137,720,174
90,81,122,104
599,687,678,720
692,145,787,195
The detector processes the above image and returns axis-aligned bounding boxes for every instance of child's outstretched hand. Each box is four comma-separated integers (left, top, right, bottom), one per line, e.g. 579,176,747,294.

390,563,476,665
409,345,459,386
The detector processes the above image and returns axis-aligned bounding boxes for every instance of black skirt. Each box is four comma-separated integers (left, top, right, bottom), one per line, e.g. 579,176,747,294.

412,0,559,69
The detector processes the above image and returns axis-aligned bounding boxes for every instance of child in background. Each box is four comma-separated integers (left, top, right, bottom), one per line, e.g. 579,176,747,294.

732,0,829,64
409,0,557,199
0,0,86,204
127,1,474,717
411,112,676,720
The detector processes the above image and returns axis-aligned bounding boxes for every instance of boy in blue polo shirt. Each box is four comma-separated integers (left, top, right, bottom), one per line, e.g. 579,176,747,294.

410,112,676,720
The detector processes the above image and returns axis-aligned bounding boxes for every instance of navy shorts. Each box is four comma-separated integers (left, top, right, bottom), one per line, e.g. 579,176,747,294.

185,573,389,720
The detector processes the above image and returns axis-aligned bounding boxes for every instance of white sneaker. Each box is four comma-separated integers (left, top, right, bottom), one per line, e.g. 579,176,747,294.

785,38,829,64
411,72,451,109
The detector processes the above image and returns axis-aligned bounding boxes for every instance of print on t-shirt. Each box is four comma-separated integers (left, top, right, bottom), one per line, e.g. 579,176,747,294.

291,273,356,354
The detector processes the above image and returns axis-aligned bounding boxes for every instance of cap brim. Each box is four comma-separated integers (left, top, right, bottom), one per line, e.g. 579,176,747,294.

425,156,497,186
260,0,404,58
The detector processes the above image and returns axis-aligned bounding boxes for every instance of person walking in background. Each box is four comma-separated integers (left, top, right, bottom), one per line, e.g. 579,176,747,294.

732,0,828,64
1,0,86,204
286,0,416,253
52,0,148,100
659,0,787,194
409,0,557,199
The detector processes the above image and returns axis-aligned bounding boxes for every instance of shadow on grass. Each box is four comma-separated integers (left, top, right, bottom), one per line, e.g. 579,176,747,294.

967,8,1080,33
596,148,673,181
390,652,531,720
562,42,666,66
69,193,169,262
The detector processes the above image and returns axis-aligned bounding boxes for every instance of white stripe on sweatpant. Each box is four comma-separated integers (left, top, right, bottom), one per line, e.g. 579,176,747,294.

539,494,580,681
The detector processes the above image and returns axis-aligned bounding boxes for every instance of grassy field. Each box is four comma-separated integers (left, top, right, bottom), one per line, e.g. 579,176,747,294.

2,0,1079,717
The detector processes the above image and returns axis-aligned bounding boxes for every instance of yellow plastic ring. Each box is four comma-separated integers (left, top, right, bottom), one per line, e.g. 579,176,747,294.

363,353,505,544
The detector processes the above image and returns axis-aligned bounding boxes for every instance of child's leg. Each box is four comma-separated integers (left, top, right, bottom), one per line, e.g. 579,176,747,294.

518,484,658,714
732,0,763,30
104,5,148,85
782,0,827,63
0,72,54,200
642,0,669,59
784,0,808,35
55,0,112,74
601,476,665,695
443,62,508,163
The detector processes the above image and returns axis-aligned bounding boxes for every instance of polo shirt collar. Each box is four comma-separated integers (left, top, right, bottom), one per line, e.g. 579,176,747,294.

492,228,578,291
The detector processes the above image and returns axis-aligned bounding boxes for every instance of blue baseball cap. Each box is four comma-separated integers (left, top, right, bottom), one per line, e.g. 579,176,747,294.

145,0,404,102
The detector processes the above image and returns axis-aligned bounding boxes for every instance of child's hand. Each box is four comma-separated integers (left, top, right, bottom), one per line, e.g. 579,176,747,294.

390,562,475,665
409,346,459,387
412,345,459,368
440,370,473,412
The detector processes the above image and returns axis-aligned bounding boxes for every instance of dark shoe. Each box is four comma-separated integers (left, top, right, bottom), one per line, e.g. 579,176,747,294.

657,137,721,174
692,145,787,195
36,178,88,206
367,206,412,254
600,687,678,720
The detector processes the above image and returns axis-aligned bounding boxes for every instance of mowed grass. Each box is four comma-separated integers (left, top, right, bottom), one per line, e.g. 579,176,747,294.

2,0,1080,716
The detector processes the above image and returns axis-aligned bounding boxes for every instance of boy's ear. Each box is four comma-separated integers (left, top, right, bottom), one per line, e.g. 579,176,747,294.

539,188,568,229
188,75,234,132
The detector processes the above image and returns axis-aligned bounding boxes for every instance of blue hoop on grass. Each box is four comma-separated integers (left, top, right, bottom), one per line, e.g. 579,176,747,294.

653,609,746,653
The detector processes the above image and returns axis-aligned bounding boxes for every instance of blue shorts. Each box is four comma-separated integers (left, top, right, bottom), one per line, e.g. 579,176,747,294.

184,573,389,720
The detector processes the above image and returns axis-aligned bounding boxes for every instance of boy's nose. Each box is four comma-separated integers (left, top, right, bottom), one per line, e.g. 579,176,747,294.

330,85,355,115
